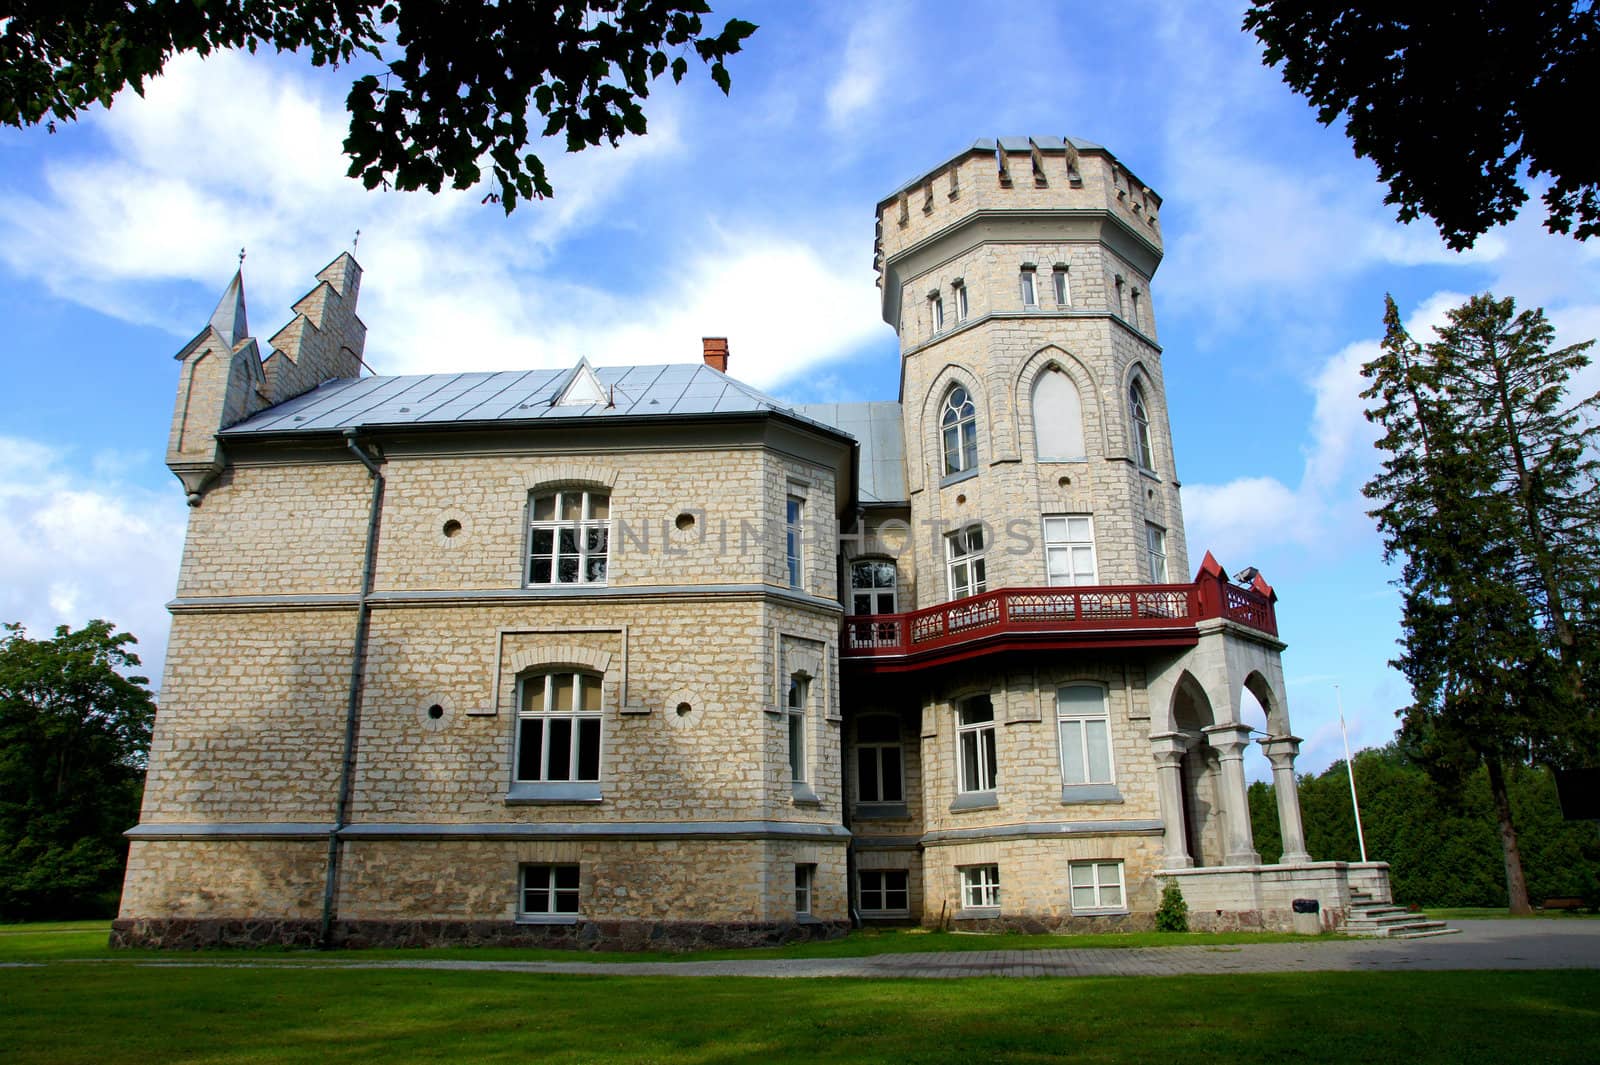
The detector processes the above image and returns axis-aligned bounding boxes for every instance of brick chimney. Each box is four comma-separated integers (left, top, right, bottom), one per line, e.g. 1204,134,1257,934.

702,337,729,373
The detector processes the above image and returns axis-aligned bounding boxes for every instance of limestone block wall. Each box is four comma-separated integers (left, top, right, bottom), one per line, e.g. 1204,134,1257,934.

370,448,786,592
336,838,847,925
924,833,1165,930
119,839,327,920
345,597,841,825
917,661,1161,836
175,462,372,598
141,610,352,823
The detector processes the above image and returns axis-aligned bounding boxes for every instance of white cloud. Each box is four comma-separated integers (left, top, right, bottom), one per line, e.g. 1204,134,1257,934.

0,48,882,397
0,437,187,687
824,6,901,129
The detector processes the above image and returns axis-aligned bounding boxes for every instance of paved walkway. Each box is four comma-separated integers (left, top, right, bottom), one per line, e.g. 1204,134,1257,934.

87,919,1600,979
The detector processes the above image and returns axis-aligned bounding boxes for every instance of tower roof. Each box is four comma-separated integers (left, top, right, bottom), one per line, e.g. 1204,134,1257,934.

208,269,249,348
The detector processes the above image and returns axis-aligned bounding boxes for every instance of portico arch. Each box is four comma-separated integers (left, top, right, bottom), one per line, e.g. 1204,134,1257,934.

1170,672,1225,868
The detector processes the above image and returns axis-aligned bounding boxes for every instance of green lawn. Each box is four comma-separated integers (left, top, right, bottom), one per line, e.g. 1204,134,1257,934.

2,966,1594,1064
0,920,1331,965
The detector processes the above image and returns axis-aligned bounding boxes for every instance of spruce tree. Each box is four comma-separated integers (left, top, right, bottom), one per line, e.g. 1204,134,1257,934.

1361,294,1599,914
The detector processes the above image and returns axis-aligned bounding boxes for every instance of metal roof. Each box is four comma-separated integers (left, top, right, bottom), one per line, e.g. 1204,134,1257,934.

222,363,835,436
794,402,906,504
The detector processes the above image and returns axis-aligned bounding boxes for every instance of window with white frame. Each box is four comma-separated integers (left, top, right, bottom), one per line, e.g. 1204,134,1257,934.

794,864,815,915
785,495,804,589
960,864,1000,910
946,524,987,600
954,280,969,322
1069,860,1125,912
516,671,602,784
1052,265,1071,306
1146,523,1168,583
858,870,909,914
940,386,979,476
856,714,904,803
527,489,609,585
1129,381,1155,469
1044,515,1097,586
787,675,808,784
1032,369,1086,461
850,560,897,615
931,291,944,334
957,695,998,794
1019,266,1037,307
1057,684,1114,786
520,864,580,917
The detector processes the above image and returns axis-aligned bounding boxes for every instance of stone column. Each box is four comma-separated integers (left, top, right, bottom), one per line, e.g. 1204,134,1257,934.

1150,732,1192,869
1259,735,1312,864
1203,723,1260,866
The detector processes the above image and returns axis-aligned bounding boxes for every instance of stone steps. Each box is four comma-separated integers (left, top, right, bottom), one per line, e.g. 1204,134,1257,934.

1344,893,1460,939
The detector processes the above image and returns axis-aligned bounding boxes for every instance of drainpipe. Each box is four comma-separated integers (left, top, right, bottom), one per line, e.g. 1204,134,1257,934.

320,429,385,948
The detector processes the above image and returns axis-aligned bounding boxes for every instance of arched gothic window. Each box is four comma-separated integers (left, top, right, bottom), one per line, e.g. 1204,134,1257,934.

1033,369,1086,460
941,386,979,476
1129,381,1154,470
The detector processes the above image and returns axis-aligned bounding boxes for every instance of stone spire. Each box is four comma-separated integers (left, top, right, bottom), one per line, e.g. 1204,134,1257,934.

208,269,249,350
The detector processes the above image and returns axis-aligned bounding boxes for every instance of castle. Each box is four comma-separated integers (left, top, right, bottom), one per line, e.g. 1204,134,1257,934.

115,137,1390,949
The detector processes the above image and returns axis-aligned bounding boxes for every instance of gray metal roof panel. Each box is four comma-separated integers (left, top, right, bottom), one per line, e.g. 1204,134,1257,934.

793,401,906,504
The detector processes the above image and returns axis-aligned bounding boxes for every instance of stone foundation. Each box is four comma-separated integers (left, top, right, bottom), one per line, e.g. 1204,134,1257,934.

111,917,849,952
945,911,1156,934
1156,860,1392,932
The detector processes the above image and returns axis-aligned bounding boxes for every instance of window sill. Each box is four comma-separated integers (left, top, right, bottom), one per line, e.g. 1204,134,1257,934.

520,583,611,594
954,908,1000,921
795,913,824,925
515,914,580,925
939,468,979,488
950,790,998,812
1072,909,1129,917
860,909,912,919
791,782,821,806
506,781,603,804
853,802,909,820
1060,784,1123,804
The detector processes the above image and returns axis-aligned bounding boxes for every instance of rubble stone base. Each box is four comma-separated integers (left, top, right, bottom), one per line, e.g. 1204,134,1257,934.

110,917,850,953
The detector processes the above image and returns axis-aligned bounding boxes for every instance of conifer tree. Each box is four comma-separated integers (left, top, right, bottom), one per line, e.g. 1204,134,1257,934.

1361,294,1599,913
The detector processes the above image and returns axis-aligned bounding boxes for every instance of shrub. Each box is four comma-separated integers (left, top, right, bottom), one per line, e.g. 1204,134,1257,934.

1155,880,1189,932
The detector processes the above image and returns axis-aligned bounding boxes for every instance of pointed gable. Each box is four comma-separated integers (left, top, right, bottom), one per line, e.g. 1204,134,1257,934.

552,358,608,407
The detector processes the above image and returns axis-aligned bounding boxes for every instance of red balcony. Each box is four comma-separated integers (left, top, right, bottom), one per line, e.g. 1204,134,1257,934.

841,554,1278,672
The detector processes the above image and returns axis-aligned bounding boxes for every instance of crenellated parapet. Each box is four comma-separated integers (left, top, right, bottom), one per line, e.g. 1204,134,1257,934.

874,137,1162,333
165,253,366,504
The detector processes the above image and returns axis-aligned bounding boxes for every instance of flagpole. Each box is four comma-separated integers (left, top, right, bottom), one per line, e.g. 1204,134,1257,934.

1336,684,1368,863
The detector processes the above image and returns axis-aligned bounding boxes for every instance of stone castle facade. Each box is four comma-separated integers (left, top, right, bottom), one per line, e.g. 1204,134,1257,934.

115,137,1390,949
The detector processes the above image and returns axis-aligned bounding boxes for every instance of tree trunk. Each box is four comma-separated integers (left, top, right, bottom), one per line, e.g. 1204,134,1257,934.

1485,755,1533,914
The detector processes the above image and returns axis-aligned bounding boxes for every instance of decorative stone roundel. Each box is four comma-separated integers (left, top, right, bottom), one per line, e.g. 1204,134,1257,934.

417,693,455,733
664,689,702,729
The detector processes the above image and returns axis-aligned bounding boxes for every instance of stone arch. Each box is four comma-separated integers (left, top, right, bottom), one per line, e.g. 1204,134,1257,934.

1241,670,1289,736
1011,346,1107,459
912,363,989,493
516,463,621,492
1169,669,1224,867
501,644,617,715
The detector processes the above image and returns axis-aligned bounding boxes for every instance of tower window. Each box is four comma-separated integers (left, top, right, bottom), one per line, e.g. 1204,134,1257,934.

1032,369,1086,461
787,675,808,784
1146,523,1168,583
1043,515,1097,587
1129,382,1155,470
785,495,804,588
954,280,969,322
1019,266,1037,308
940,386,979,476
945,524,988,600
931,292,944,334
1052,266,1070,307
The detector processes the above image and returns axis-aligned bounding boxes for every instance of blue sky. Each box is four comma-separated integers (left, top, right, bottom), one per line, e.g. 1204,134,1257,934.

2,1,1596,781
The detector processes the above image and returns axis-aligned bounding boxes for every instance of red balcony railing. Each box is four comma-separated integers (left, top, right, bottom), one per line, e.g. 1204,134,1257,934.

841,559,1278,666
